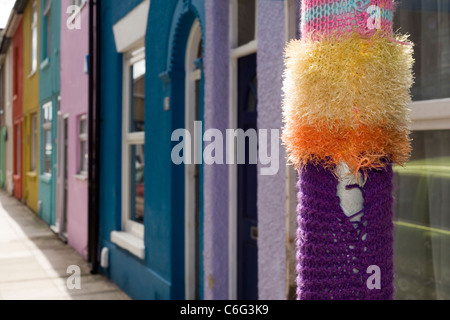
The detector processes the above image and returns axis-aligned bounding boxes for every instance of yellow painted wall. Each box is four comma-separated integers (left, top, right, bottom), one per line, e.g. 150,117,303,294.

22,0,40,213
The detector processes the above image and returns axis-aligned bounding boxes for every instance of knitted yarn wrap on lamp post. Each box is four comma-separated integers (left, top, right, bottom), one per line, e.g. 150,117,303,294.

282,0,414,300
296,163,394,300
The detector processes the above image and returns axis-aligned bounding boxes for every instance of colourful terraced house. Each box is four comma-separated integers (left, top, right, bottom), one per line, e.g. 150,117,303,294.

97,0,296,300
22,0,40,213
0,36,13,196
1,0,449,302
98,0,206,300
38,0,60,226
11,5,24,201
57,0,89,257
0,1,29,197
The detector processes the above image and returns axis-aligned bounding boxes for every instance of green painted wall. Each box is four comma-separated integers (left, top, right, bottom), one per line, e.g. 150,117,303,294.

38,0,60,226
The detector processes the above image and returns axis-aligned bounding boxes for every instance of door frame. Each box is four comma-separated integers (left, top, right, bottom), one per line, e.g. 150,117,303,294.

60,113,69,238
55,112,69,239
228,0,258,300
185,19,203,300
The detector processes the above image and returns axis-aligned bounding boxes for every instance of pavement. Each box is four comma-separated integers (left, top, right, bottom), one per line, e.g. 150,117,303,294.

0,190,130,300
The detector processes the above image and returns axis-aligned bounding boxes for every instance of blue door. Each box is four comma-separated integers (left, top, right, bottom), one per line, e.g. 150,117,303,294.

237,53,258,300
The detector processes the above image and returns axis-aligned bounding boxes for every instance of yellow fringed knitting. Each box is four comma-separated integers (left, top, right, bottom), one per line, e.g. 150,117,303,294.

282,31,414,176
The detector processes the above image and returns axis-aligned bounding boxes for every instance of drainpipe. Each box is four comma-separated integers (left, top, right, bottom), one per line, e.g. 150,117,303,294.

282,0,414,300
88,0,101,274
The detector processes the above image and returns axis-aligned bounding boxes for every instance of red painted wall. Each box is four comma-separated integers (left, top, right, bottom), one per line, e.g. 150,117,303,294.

12,20,23,200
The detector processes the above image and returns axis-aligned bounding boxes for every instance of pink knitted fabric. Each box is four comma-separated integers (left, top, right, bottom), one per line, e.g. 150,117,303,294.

301,0,395,38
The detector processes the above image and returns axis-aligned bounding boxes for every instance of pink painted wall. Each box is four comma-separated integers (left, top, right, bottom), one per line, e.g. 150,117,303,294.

59,0,89,259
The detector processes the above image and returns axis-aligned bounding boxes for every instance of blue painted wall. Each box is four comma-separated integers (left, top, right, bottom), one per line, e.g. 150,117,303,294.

98,0,205,300
39,0,61,226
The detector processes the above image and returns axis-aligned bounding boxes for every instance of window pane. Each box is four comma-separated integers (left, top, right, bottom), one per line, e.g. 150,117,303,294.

197,41,203,59
129,144,144,224
238,0,255,46
80,140,87,173
394,1,450,101
14,48,18,95
31,27,37,72
16,125,20,175
129,58,145,133
31,114,37,171
79,116,87,173
42,103,52,174
43,103,52,123
31,1,37,73
45,0,51,12
394,130,450,300
32,2,37,25
43,129,52,174
246,75,257,112
80,117,87,134
46,10,52,59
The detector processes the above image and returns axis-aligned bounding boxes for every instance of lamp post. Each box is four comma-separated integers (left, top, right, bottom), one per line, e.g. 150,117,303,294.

282,0,414,300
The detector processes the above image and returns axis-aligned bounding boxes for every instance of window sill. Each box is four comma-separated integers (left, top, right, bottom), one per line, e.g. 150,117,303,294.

40,58,50,70
74,174,88,181
110,231,145,259
39,174,51,184
28,70,37,79
27,171,38,179
50,223,59,234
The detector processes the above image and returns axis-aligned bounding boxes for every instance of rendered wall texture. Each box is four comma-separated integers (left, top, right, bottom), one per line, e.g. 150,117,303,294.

203,0,229,300
257,0,287,300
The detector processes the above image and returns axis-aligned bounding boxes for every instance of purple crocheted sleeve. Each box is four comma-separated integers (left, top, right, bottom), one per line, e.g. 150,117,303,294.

296,163,394,300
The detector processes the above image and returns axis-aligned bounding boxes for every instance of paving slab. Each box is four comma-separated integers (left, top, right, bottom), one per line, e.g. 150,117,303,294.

0,190,130,300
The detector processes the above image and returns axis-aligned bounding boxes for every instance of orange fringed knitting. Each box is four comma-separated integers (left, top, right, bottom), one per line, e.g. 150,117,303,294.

282,30,414,176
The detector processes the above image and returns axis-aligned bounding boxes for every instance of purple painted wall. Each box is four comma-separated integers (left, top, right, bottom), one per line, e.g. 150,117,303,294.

203,0,229,300
257,0,287,300
59,0,89,259
203,0,290,300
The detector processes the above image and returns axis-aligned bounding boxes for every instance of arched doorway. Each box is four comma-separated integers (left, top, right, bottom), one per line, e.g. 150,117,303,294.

185,19,203,300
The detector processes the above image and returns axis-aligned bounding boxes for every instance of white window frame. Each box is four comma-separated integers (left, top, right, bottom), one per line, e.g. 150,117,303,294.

228,0,258,300
71,0,87,7
110,0,149,261
409,98,450,131
30,0,38,75
43,0,52,61
31,113,37,172
78,114,88,176
121,42,146,241
41,101,52,176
